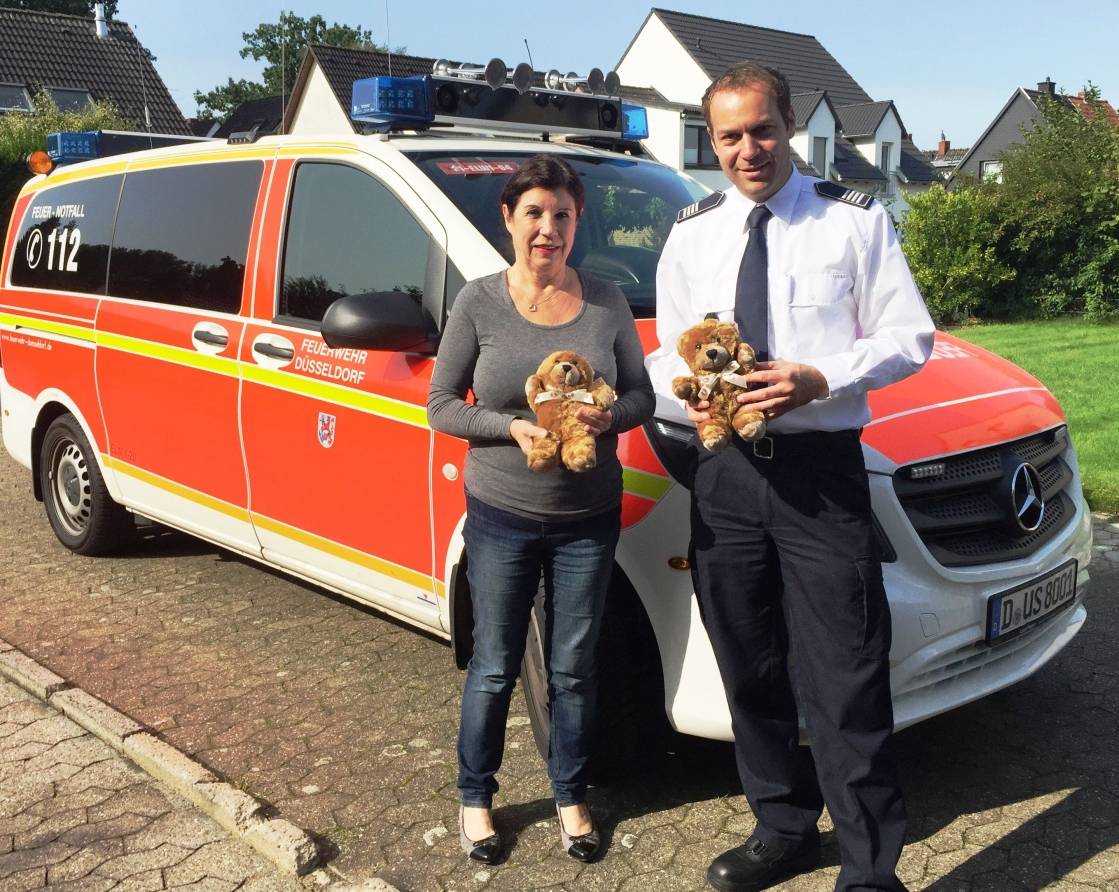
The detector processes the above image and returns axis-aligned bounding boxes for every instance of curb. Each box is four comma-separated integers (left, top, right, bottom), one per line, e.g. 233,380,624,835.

0,638,322,878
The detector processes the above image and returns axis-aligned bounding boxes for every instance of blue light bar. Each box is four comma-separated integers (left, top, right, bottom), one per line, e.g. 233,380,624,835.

352,76,434,125
621,104,649,141
47,131,101,163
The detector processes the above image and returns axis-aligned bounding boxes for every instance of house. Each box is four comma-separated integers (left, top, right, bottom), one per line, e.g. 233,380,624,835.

953,78,1117,183
0,5,188,134
921,134,970,180
615,8,939,209
283,44,456,134
213,95,284,140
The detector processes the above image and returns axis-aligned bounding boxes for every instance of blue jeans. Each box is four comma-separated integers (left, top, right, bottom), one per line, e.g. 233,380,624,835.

458,494,621,808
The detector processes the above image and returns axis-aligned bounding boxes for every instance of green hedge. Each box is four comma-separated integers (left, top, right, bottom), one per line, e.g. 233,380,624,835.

900,89,1119,324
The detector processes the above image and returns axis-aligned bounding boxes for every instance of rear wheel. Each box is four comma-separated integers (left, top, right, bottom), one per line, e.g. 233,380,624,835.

521,570,674,782
39,415,132,555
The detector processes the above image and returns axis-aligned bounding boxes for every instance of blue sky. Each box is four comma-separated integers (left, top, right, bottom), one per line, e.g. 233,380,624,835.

118,0,1119,151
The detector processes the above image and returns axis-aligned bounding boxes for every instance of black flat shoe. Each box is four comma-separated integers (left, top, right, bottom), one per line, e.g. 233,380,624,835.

706,833,821,891
556,803,602,863
459,805,502,864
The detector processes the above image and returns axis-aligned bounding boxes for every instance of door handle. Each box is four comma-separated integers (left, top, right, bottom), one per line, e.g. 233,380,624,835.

254,342,295,361
194,330,228,348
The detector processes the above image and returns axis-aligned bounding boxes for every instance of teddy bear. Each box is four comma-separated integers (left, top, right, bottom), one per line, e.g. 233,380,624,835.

524,350,616,473
672,318,766,451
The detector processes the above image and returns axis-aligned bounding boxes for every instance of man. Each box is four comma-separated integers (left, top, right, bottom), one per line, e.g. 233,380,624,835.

646,63,934,892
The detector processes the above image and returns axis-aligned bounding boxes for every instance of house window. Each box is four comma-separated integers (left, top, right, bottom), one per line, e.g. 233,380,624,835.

0,83,32,113
812,137,828,175
47,88,93,111
981,161,1003,183
880,142,893,174
683,121,719,168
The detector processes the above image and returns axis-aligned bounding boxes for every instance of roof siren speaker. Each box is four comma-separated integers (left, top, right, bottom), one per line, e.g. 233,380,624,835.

432,58,510,90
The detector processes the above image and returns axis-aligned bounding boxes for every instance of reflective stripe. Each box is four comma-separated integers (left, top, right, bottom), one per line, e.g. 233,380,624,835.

103,455,249,521
97,330,241,378
0,312,94,343
623,466,672,502
252,513,434,592
241,363,428,428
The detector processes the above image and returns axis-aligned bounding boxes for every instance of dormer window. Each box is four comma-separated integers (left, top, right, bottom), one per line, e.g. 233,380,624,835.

880,141,892,174
812,136,828,174
0,83,32,113
683,118,719,168
47,87,93,111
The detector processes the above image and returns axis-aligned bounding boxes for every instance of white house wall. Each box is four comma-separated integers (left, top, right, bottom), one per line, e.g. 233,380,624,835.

854,112,902,177
616,14,711,104
289,63,353,134
790,105,836,176
640,105,684,166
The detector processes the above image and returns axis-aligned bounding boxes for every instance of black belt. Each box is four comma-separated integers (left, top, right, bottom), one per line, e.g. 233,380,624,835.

739,428,862,460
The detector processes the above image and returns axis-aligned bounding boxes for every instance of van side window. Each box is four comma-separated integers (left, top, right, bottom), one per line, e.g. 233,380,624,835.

9,175,123,294
280,163,431,323
108,161,262,314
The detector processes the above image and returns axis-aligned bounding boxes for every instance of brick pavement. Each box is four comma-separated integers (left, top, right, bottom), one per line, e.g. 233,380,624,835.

1,447,1118,890
0,675,305,891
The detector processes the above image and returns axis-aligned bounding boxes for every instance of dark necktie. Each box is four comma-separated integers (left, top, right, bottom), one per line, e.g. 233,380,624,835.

734,204,773,362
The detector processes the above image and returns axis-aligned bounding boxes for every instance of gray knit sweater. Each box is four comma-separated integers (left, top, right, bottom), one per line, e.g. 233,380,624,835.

427,270,655,520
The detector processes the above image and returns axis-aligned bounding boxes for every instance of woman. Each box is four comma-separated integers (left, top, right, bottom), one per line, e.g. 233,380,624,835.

427,154,655,864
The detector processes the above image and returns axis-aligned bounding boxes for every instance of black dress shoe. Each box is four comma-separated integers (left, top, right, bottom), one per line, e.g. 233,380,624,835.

459,806,503,864
556,803,602,863
707,833,821,891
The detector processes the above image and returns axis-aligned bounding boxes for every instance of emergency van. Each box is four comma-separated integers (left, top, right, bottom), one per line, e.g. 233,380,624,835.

0,64,1093,759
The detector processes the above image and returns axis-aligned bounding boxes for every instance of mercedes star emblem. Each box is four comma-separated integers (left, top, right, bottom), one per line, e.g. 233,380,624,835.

1010,462,1045,533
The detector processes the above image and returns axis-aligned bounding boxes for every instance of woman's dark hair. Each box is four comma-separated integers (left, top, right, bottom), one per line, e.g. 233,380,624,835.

499,154,585,216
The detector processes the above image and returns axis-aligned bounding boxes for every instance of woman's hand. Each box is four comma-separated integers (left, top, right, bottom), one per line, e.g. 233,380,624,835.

510,418,548,456
684,399,711,424
576,406,613,437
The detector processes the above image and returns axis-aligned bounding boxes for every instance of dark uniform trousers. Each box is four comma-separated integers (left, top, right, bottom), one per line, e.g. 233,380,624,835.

690,429,907,892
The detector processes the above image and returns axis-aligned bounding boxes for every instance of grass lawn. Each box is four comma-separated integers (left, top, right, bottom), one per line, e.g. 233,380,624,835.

949,319,1118,516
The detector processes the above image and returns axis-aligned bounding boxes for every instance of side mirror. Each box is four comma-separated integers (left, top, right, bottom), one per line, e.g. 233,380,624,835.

321,291,439,354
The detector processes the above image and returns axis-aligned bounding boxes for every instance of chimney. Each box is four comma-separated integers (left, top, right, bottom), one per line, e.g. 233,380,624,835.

937,131,950,156
94,3,109,38
1037,77,1056,96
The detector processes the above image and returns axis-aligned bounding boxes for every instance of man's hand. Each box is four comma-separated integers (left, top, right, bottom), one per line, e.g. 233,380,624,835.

684,399,711,424
510,418,549,456
576,405,613,437
736,361,829,421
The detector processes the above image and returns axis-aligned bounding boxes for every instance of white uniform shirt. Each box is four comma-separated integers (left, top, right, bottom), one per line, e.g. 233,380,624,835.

646,166,935,434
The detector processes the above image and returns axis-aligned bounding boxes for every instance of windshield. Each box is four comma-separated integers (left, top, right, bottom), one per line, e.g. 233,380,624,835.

405,151,708,318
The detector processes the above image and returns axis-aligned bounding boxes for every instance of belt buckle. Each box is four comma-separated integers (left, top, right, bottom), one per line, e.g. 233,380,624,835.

753,436,774,459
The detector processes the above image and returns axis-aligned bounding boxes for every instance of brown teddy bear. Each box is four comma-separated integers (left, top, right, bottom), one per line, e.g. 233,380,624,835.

672,318,766,451
524,350,616,472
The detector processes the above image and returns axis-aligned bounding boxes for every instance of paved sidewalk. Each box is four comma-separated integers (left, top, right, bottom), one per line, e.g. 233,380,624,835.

2,446,1118,890
0,675,304,892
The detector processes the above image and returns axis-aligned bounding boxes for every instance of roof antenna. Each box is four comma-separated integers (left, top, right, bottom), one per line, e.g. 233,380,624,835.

133,27,153,145
523,38,534,71
385,0,393,77
280,9,286,134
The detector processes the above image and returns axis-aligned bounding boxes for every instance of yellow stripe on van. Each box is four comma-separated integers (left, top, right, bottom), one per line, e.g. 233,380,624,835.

104,454,435,593
622,466,673,502
0,312,95,343
250,512,434,593
103,455,251,522
95,330,242,377
240,363,429,428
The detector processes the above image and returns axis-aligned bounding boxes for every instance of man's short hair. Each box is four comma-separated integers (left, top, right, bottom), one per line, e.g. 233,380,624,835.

702,63,793,129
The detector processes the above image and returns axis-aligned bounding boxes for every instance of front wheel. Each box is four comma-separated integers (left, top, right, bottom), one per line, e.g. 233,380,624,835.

39,415,132,555
521,572,674,782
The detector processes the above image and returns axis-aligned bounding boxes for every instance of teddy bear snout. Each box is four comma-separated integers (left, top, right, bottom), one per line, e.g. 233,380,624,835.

562,365,581,385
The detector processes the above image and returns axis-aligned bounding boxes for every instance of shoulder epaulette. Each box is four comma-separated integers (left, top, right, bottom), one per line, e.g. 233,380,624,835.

814,181,873,209
676,191,725,223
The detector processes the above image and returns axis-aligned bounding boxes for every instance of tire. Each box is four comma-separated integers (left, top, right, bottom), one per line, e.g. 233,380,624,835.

38,414,132,555
520,570,674,782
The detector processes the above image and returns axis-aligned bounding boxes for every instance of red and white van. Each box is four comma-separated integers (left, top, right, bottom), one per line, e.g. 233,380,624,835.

0,75,1093,756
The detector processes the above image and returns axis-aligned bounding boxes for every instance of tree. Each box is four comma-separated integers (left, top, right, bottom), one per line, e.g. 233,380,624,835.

194,13,390,118
995,85,1119,320
0,1,117,16
901,83,1119,322
0,91,129,243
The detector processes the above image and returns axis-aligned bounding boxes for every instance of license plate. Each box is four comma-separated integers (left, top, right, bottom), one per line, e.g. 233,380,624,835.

985,559,1078,643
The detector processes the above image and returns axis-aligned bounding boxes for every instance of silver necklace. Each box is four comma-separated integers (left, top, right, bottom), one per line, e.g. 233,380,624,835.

527,289,561,312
